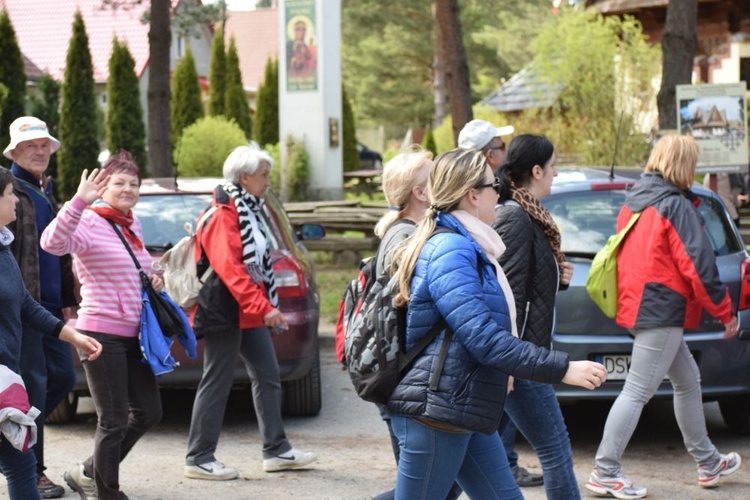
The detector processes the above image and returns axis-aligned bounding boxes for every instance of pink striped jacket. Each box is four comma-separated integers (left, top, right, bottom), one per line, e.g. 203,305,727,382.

40,195,152,337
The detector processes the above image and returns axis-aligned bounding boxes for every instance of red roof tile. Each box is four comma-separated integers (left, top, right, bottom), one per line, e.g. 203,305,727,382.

1,0,151,83
225,7,279,90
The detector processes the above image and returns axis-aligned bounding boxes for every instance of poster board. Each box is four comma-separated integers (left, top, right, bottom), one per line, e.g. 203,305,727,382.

284,0,318,92
676,82,748,173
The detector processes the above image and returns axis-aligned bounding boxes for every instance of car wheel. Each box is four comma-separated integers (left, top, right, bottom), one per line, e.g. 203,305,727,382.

45,392,79,425
719,395,750,434
281,347,321,416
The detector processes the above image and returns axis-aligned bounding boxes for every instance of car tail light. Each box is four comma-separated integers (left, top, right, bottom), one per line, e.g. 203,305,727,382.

273,255,307,299
739,259,750,311
591,182,634,191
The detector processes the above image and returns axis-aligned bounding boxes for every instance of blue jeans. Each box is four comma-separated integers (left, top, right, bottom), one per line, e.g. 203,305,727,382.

595,327,719,476
19,307,76,474
500,379,580,499
391,415,521,500
0,435,41,499
499,418,519,468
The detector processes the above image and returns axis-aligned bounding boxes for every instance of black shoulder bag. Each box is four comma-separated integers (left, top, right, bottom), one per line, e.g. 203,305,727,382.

107,220,185,337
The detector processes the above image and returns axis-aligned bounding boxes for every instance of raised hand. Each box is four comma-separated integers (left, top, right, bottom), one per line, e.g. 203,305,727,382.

562,360,608,390
77,168,109,204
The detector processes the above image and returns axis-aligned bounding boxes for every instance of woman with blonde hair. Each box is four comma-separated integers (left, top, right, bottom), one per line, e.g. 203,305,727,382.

369,149,447,500
387,148,606,500
586,135,741,499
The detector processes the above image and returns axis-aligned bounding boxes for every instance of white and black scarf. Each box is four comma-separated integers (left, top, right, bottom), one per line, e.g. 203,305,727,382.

223,182,279,308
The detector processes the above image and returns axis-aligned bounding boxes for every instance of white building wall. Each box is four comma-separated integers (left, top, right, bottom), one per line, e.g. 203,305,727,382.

278,0,343,200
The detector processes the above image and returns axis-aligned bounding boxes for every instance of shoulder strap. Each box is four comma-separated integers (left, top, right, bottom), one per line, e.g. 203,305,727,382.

622,211,641,233
106,219,151,288
397,226,482,384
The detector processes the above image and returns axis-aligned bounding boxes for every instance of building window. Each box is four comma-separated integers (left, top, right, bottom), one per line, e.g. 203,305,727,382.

177,36,185,58
100,93,107,105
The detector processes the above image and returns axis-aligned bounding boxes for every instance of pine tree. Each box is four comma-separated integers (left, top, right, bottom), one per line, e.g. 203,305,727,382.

0,11,26,168
341,86,358,172
30,74,61,186
224,36,252,139
57,10,100,200
171,45,204,151
106,38,147,175
207,26,226,116
253,57,279,146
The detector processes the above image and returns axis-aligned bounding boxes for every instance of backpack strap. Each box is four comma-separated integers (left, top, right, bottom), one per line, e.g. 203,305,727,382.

397,226,482,389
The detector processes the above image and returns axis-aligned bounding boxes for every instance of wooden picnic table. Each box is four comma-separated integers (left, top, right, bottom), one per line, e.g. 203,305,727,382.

343,168,383,198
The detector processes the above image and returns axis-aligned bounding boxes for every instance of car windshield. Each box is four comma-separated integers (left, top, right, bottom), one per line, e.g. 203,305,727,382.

134,193,280,252
543,189,741,256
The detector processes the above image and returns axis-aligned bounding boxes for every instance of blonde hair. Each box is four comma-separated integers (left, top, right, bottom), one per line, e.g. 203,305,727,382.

644,135,699,189
373,150,433,238
394,148,488,306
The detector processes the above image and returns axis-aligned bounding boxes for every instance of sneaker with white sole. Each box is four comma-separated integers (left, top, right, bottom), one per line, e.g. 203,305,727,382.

263,448,317,472
585,468,647,499
698,452,741,488
184,460,239,481
64,464,97,499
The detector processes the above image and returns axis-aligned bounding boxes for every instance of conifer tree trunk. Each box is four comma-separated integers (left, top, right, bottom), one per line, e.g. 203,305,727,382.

657,0,698,130
148,0,173,177
435,0,472,144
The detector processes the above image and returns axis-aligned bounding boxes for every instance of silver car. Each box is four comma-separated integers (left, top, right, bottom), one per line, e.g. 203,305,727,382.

546,169,750,434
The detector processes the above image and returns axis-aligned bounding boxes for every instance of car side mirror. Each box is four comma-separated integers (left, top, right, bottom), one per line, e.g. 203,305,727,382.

297,223,325,240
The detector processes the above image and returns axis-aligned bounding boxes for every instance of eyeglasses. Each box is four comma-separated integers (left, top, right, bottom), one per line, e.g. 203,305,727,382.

490,141,506,152
475,177,501,191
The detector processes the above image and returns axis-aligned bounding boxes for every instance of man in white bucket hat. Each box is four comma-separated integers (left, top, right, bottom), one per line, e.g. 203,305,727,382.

458,119,514,175
5,116,74,499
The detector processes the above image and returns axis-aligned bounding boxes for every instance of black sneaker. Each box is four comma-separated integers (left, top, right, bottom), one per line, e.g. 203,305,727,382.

511,465,544,487
37,473,66,499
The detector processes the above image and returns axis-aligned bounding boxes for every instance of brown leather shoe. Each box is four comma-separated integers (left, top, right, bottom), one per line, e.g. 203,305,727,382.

512,465,544,487
37,474,66,499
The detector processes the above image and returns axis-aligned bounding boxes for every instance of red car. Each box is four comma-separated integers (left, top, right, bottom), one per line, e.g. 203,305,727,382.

51,178,324,422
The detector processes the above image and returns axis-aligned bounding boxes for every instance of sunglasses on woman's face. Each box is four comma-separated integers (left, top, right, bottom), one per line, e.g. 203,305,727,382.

490,140,506,152
475,177,501,191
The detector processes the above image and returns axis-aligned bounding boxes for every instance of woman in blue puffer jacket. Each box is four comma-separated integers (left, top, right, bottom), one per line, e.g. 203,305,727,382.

387,148,607,500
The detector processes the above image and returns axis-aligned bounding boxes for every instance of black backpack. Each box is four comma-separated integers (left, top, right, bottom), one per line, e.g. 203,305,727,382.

343,227,477,406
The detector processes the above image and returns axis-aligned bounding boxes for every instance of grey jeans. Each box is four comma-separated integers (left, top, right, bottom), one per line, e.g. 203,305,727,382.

186,326,291,465
595,326,720,476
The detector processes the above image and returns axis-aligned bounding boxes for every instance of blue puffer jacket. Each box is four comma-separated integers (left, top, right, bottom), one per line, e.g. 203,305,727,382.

387,213,569,434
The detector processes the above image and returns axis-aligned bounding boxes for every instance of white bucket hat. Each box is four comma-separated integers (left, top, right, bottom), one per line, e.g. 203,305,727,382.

458,119,514,150
3,116,61,160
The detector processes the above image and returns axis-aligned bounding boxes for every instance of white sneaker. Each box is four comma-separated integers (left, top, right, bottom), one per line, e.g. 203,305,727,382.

263,447,317,472
184,460,239,480
64,464,97,499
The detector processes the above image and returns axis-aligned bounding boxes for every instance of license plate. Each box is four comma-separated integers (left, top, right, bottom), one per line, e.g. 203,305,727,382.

599,355,631,380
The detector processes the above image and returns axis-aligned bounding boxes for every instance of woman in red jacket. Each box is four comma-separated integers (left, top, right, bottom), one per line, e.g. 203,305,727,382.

184,144,315,481
586,135,742,499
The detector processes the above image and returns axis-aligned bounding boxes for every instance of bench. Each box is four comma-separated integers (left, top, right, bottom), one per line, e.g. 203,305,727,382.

343,169,383,198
